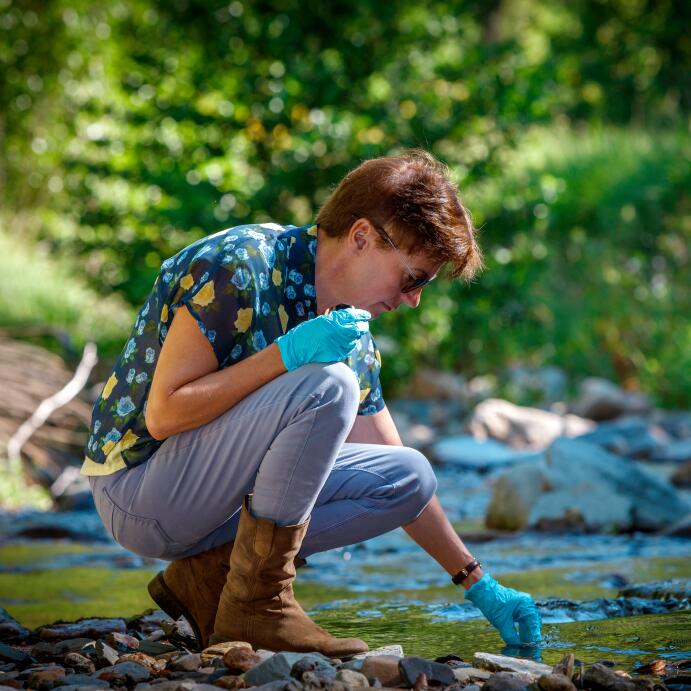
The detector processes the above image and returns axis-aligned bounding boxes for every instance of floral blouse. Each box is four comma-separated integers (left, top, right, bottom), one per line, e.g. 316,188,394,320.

80,222,385,476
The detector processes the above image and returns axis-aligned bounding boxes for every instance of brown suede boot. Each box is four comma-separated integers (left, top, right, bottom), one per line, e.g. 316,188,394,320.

210,495,368,656
147,540,234,650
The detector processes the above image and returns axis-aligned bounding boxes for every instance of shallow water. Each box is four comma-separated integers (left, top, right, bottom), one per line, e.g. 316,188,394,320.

0,462,689,670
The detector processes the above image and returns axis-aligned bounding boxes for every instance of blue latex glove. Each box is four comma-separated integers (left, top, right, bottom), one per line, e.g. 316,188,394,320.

465,573,542,645
276,307,371,371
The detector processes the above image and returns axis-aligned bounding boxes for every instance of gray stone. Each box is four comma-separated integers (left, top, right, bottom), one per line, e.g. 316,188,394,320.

453,667,492,683
245,653,319,686
398,656,455,687
0,643,30,666
431,435,542,470
484,671,534,691
468,398,593,450
473,652,552,677
572,378,651,421
251,681,301,691
167,653,201,672
351,645,403,660
538,673,577,691
53,673,109,687
486,462,551,530
526,438,691,532
0,608,31,642
62,653,95,674
291,655,337,681
335,669,370,687
39,619,127,642
577,418,664,459
97,661,151,685
582,663,637,691
138,640,178,656
360,656,402,687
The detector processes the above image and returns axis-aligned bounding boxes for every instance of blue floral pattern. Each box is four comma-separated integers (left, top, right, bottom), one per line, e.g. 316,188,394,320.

81,222,385,476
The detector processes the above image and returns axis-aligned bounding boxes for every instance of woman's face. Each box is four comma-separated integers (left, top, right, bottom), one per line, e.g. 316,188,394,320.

343,223,442,318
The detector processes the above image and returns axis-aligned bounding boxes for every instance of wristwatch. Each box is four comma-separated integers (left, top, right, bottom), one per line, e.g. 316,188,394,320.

452,559,482,585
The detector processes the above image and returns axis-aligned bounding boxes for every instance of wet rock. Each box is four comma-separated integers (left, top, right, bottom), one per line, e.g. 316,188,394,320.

618,579,690,601
0,643,30,666
335,669,370,687
201,641,252,665
39,618,127,642
138,640,178,656
85,640,119,667
582,663,638,691
473,653,552,677
244,652,315,686
360,655,402,687
32,638,95,661
127,610,175,636
62,652,95,674
484,671,534,691
250,680,301,691
0,609,31,643
633,660,667,676
453,668,492,683
291,655,337,682
25,665,66,689
352,645,404,660
464,685,482,691
0,675,22,689
169,653,202,672
486,462,550,530
468,398,593,451
573,378,651,421
431,435,542,471
538,673,577,691
97,660,151,685
162,618,196,648
660,513,691,537
577,418,665,459
53,673,109,687
222,646,262,673
398,656,455,687
105,631,140,652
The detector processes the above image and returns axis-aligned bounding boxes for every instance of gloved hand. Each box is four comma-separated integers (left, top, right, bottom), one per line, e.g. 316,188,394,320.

276,307,371,371
465,573,542,645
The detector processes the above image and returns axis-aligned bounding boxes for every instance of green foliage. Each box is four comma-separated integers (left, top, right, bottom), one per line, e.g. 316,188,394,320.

2,0,689,404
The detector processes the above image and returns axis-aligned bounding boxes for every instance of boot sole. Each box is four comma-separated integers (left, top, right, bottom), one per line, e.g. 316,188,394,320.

147,571,205,651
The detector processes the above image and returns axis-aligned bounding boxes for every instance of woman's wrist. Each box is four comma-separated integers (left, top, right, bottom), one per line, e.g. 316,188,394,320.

462,566,485,590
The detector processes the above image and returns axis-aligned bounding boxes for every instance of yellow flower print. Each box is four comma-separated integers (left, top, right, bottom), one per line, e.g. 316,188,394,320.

307,225,318,236
120,429,139,450
102,439,115,455
375,350,381,366
278,304,289,333
192,280,215,307
160,304,169,322
102,373,118,400
234,307,253,332
180,273,194,290
359,387,371,403
272,268,282,286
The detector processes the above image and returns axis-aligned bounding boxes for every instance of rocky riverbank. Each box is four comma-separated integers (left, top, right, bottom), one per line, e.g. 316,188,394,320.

0,606,688,691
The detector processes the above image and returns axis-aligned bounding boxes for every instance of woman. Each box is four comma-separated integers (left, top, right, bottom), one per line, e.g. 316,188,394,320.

82,150,541,656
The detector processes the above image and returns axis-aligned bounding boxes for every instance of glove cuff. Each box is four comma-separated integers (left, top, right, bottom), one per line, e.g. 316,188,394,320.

464,572,493,601
276,334,297,371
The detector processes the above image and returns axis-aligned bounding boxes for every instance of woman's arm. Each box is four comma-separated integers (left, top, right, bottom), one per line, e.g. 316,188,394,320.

145,306,286,440
345,405,403,446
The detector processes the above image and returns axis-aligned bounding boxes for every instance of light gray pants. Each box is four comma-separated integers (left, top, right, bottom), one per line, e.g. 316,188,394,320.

89,362,437,562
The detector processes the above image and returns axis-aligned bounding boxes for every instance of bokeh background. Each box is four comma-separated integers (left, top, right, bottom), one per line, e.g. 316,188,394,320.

3,0,689,408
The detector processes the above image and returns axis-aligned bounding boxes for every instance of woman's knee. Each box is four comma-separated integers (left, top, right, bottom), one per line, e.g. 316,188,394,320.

301,362,360,418
388,446,438,518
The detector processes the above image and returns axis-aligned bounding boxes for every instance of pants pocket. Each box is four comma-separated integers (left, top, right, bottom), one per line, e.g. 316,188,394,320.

100,486,178,559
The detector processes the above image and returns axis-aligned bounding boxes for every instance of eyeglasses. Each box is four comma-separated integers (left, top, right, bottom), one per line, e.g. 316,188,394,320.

351,214,434,293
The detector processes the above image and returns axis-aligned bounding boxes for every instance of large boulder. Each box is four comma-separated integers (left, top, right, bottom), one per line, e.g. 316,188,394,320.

485,463,551,530
468,398,593,450
531,438,691,532
485,437,691,533
575,417,666,459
